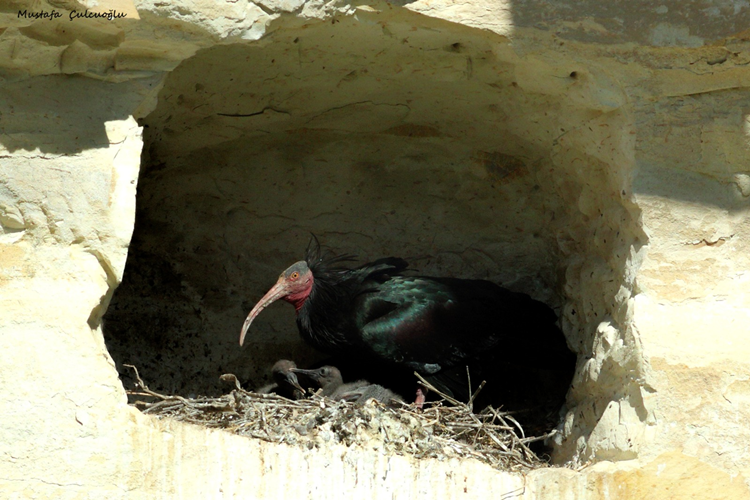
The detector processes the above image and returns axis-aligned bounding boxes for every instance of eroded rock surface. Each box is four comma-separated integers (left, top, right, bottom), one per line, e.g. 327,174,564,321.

1,0,749,497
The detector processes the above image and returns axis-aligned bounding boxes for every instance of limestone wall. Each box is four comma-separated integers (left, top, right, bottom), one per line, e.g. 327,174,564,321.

1,0,749,498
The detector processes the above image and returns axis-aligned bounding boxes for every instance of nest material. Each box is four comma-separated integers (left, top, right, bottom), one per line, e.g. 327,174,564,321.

125,364,553,472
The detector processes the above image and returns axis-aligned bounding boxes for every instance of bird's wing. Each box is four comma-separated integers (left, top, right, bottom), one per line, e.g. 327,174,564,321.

354,277,467,372
354,275,562,373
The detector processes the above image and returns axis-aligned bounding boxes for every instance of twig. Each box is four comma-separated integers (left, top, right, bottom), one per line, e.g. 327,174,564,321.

505,413,526,440
468,380,487,409
220,373,243,391
124,364,166,398
128,365,549,473
519,429,556,445
126,391,162,398
124,364,201,408
413,372,463,407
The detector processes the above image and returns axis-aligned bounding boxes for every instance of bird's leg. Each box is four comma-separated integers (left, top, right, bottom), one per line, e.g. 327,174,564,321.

414,387,427,409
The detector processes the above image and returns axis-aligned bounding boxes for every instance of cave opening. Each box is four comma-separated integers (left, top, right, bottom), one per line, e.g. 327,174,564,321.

103,10,644,462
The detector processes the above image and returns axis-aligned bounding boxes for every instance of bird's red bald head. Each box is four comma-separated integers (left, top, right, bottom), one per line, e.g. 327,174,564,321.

239,261,314,346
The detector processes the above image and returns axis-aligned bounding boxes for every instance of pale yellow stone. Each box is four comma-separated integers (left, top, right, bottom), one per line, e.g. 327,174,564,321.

1,0,750,497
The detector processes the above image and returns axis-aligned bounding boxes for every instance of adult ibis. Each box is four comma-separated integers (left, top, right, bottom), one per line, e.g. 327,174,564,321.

240,237,574,404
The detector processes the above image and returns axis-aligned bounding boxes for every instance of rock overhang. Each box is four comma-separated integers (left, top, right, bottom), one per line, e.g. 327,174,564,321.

102,5,647,466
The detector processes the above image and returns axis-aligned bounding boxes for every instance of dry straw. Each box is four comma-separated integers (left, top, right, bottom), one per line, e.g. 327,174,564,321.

126,364,553,472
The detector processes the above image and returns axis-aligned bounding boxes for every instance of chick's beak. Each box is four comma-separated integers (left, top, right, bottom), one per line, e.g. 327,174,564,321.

285,371,306,394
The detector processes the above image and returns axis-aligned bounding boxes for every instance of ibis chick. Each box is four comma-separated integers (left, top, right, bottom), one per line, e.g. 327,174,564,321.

256,359,306,400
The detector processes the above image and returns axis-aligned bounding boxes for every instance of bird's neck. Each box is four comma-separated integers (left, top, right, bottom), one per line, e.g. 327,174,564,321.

282,276,314,313
293,272,353,352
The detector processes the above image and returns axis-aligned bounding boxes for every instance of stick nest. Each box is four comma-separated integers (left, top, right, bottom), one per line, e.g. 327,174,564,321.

126,364,553,472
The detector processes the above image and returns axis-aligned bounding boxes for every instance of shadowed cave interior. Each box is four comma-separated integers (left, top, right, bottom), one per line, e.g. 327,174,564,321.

103,11,643,454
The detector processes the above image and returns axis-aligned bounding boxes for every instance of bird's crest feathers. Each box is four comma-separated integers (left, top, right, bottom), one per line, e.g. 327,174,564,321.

305,234,357,277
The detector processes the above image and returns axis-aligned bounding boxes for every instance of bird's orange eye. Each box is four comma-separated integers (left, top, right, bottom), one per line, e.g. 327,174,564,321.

290,272,299,280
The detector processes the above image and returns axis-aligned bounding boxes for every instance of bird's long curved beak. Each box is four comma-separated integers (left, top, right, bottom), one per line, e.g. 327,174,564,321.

239,278,288,346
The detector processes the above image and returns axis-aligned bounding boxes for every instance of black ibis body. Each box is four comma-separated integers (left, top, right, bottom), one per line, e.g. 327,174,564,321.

257,359,306,400
240,238,573,403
